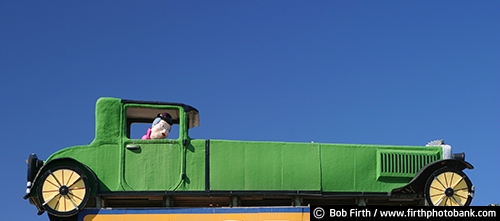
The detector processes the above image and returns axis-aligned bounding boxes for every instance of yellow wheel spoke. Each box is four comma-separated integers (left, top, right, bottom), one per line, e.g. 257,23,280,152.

61,169,65,186
65,171,75,186
455,187,469,191
454,189,469,199
434,176,447,189
447,197,458,206
63,195,67,211
452,196,464,206
42,190,59,204
444,197,452,206
58,196,75,212
42,193,60,206
67,177,83,189
45,179,59,189
69,189,85,202
431,186,444,192
453,179,468,191
65,195,79,210
451,176,464,189
430,192,445,205
434,197,444,206
50,195,62,210
429,177,446,206
42,189,59,193
443,173,449,187
49,170,63,187
445,197,453,206
42,180,59,193
431,192,445,197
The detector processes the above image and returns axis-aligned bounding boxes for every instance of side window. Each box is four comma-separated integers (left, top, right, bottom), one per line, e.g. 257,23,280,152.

125,106,180,140
129,122,179,140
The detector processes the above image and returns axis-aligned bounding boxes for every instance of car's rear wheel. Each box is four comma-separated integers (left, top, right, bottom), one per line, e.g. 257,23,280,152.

37,165,90,217
425,168,473,206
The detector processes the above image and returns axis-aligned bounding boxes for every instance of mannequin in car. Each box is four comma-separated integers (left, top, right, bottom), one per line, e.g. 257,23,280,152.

141,113,173,140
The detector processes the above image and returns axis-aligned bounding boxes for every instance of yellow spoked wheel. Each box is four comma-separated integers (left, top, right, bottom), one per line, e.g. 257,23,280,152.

37,166,90,217
425,168,474,206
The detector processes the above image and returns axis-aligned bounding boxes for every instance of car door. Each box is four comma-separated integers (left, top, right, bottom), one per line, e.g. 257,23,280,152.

123,138,183,191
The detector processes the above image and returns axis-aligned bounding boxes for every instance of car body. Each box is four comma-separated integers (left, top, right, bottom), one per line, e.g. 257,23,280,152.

24,97,475,219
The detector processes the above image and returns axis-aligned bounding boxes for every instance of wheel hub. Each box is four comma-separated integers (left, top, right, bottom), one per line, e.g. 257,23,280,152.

59,185,69,196
444,187,454,197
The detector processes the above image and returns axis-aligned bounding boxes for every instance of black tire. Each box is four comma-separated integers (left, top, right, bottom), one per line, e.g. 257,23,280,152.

424,168,474,206
37,165,90,217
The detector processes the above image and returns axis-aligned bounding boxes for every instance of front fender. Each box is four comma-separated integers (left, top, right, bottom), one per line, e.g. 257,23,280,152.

390,159,473,198
24,153,44,200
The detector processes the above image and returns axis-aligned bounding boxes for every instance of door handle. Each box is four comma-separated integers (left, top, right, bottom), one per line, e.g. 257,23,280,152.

126,144,141,150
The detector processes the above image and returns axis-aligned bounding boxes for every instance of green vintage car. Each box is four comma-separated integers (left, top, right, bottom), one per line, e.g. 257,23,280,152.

24,97,475,219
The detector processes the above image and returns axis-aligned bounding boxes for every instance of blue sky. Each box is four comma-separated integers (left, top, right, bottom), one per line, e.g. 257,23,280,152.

1,1,499,220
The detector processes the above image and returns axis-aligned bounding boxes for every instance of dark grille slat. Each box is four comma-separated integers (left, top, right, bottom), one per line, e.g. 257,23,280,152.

379,151,440,178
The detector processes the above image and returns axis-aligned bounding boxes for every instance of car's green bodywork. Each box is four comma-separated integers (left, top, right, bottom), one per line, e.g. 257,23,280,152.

25,97,474,217
40,97,443,193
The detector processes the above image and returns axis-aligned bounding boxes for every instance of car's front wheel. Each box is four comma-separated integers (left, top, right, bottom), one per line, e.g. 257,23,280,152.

37,165,90,217
424,168,473,206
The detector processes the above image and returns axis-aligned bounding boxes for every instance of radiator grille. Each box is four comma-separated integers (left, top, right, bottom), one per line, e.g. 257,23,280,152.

378,150,441,178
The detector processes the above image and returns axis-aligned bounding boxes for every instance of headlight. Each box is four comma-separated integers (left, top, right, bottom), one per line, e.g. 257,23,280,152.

452,152,465,161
